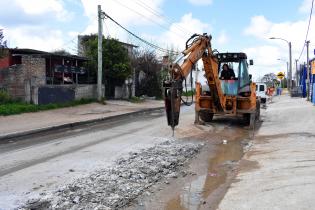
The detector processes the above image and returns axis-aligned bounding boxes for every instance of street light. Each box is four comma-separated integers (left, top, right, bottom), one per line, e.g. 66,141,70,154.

270,37,292,92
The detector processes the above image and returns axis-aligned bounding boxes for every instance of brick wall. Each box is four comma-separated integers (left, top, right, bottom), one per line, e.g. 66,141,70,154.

21,55,46,85
0,55,46,102
0,56,10,69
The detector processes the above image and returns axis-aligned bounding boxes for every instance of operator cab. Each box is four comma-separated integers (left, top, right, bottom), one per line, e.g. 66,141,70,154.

216,53,252,96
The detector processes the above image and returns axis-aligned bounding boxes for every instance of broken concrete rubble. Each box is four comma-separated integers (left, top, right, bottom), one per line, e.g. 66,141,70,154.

21,140,203,210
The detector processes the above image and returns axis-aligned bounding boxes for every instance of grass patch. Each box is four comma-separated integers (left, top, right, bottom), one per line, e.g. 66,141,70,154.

0,98,97,116
182,90,195,97
129,96,145,103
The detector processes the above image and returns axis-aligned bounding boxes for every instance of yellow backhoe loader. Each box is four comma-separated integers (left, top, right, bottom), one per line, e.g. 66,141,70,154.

163,34,260,132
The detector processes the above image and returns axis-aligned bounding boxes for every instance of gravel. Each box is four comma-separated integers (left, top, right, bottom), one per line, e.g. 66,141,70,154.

20,140,203,210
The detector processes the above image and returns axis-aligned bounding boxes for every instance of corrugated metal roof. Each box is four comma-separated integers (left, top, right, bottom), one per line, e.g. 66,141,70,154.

7,48,89,61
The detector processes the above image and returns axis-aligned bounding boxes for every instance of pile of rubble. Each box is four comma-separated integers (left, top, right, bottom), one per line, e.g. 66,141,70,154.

22,140,203,210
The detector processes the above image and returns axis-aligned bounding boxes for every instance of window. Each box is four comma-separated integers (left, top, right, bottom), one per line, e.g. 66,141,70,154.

219,62,239,78
239,60,250,88
259,85,265,92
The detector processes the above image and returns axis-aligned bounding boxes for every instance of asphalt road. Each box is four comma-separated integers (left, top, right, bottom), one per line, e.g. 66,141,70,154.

0,105,254,210
0,106,205,209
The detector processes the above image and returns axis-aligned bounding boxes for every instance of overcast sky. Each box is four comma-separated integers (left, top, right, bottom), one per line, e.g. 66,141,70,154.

0,0,314,80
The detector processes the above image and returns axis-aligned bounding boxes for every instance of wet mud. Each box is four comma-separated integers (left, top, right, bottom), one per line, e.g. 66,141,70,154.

127,116,256,210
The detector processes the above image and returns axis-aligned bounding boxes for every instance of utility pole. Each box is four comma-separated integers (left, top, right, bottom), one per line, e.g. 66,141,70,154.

286,61,289,88
295,59,298,86
132,67,136,97
306,40,310,101
97,5,103,101
289,42,292,92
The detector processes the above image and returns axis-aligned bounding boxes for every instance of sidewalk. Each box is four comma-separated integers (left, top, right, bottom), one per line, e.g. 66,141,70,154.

218,95,315,210
0,100,164,139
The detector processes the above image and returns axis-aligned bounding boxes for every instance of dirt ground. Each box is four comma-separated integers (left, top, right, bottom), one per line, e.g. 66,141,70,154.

125,112,256,210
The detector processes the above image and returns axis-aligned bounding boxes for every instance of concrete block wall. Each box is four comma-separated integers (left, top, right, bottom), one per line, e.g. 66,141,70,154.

114,85,129,99
0,65,25,100
21,55,46,86
0,55,46,103
74,85,97,100
34,84,100,104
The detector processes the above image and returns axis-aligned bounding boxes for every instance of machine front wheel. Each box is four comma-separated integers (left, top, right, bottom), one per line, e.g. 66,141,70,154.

199,111,214,122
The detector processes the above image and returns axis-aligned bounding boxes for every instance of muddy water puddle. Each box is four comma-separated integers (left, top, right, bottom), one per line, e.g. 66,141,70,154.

127,121,251,210
164,139,245,210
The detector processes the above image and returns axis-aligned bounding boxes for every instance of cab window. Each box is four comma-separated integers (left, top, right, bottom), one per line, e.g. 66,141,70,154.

259,85,265,92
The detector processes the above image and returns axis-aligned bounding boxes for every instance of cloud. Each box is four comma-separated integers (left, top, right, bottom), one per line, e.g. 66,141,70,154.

242,45,293,82
16,0,65,17
80,0,165,33
244,16,272,39
0,0,76,52
299,0,313,13
79,1,210,54
77,0,169,52
158,13,211,51
217,31,229,45
2,25,65,52
187,0,213,6
0,0,72,23
243,10,315,80
244,14,315,57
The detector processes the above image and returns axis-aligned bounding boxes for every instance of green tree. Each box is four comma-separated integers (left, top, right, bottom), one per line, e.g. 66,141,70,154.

83,35,131,97
261,73,278,87
0,29,7,58
52,49,71,56
133,50,162,98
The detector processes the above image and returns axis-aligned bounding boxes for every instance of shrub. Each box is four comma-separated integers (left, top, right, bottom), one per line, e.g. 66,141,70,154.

129,96,144,103
182,90,195,97
0,90,12,104
0,98,97,116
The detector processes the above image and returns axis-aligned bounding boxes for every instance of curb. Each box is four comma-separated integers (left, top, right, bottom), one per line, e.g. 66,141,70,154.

0,107,165,141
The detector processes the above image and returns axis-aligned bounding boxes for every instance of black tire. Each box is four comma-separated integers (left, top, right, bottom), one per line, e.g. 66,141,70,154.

199,111,214,122
243,113,251,125
256,99,261,120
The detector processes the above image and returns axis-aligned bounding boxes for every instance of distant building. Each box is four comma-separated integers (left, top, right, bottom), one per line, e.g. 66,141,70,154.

0,48,98,104
77,35,138,58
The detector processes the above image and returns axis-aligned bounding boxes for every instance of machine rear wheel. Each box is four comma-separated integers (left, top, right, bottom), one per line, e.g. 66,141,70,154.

243,113,251,125
255,99,261,120
199,111,214,122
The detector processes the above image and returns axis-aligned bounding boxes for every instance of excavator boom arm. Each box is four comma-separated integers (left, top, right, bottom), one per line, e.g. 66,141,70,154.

171,34,211,80
163,34,221,131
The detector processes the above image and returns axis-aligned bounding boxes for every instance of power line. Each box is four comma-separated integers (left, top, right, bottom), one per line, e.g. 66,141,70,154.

133,0,194,35
298,0,314,61
103,19,111,38
103,12,180,54
109,0,186,39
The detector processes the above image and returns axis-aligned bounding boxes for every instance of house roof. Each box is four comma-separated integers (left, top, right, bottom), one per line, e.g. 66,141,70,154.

7,48,89,61
115,40,138,48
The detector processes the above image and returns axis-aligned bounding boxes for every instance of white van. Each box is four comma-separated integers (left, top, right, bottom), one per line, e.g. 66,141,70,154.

255,82,267,103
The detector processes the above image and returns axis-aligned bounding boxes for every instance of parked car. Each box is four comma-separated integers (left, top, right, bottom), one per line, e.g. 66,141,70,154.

256,82,267,103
